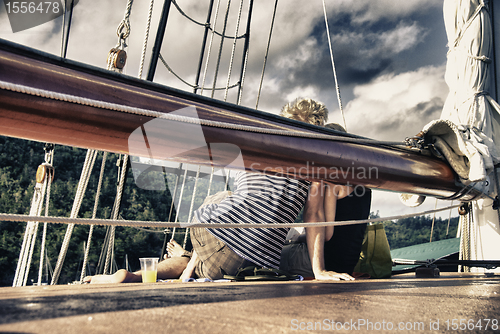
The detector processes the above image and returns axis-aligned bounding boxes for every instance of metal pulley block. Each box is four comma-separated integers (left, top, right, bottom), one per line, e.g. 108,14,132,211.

107,47,127,70
36,163,55,184
458,203,469,215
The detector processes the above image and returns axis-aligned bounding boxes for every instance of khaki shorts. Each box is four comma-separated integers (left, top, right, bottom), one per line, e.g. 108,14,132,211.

190,191,246,280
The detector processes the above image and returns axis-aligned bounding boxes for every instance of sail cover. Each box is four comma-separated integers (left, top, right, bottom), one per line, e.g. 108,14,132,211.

437,0,500,272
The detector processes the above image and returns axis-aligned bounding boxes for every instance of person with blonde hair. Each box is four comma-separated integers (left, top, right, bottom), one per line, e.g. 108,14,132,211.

280,98,328,126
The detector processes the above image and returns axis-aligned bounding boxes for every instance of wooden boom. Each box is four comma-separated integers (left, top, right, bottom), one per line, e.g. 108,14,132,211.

0,39,481,200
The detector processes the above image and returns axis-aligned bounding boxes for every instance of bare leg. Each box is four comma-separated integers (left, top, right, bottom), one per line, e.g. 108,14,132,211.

83,269,141,284
83,257,190,284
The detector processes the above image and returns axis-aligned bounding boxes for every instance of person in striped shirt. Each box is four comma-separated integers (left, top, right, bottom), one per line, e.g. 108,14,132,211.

84,99,317,284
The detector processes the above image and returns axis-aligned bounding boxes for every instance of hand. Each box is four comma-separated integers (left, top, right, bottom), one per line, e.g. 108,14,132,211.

314,270,355,281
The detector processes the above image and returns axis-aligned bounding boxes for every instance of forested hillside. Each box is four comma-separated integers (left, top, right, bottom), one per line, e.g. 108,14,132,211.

0,136,459,286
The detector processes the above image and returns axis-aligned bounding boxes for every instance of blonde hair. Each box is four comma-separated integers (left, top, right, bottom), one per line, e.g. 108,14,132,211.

280,98,328,126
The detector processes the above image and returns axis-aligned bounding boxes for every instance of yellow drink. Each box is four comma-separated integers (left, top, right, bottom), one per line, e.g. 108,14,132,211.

142,270,157,283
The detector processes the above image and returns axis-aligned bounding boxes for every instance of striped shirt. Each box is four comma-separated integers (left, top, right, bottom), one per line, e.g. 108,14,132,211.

195,171,310,268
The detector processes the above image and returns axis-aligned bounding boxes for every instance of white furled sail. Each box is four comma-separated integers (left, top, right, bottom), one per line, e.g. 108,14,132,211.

441,0,500,273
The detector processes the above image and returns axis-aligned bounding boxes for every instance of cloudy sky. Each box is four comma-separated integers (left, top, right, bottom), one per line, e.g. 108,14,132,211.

0,0,459,222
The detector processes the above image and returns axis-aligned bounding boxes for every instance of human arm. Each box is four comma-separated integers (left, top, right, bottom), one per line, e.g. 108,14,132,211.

304,182,354,281
179,249,199,281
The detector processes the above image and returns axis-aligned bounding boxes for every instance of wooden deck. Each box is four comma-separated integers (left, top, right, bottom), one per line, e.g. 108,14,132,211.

0,272,499,333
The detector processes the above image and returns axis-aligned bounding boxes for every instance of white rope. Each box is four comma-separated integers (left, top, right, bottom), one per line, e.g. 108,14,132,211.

200,0,222,95
104,154,128,275
138,0,155,79
0,203,461,229
51,149,98,285
171,167,189,241
0,80,405,146
255,0,278,109
211,0,232,99
183,165,201,248
321,0,347,131
80,151,108,282
117,0,134,40
167,163,183,222
13,164,50,287
37,166,53,285
224,0,244,102
206,166,215,197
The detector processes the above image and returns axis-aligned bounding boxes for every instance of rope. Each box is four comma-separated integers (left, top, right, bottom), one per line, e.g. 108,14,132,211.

170,0,245,40
80,151,108,282
0,203,462,229
183,165,201,248
13,150,54,287
0,80,407,148
200,0,222,95
138,0,155,79
224,0,244,102
211,0,232,99
171,167,189,241
37,162,53,285
167,163,182,223
429,198,438,242
321,0,347,131
104,154,129,274
116,0,134,40
158,53,240,91
206,166,215,197
51,149,98,285
256,0,278,109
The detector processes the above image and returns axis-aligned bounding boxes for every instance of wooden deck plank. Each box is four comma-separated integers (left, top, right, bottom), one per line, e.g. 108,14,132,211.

0,273,499,333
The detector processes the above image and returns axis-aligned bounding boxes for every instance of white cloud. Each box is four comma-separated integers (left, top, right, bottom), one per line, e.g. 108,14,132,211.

344,65,448,141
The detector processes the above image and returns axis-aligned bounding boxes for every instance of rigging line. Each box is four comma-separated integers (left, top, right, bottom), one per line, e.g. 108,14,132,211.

171,166,189,241
0,204,462,229
429,198,438,242
80,151,108,283
51,149,98,285
321,0,347,131
117,0,134,40
224,0,244,102
171,0,245,40
60,0,75,59
183,165,202,248
236,0,254,106
0,80,407,148
158,53,240,90
211,0,232,99
139,0,155,79
37,157,54,286
256,0,278,110
194,0,216,94
201,0,222,94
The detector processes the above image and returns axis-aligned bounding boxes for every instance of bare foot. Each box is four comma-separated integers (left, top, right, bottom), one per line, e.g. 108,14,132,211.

167,240,189,258
83,269,141,284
